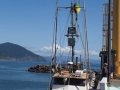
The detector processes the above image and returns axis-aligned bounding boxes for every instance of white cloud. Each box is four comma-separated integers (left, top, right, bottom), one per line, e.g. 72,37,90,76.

89,50,99,56
40,46,52,52
25,44,99,58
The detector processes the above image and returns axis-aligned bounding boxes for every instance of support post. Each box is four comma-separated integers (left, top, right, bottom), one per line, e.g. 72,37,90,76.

108,0,111,82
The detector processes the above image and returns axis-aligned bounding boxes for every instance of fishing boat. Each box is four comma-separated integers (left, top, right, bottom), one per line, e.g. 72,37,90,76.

48,0,96,90
48,0,120,90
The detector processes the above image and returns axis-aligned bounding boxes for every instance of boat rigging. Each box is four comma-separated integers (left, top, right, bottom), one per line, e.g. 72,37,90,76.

48,0,95,90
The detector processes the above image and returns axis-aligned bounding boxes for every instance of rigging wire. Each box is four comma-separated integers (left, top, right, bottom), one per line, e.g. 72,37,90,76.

74,0,86,60
57,10,71,60
83,0,90,90
48,7,57,90
59,12,70,54
51,0,58,64
49,0,90,89
49,0,58,89
77,24,85,52
83,0,90,71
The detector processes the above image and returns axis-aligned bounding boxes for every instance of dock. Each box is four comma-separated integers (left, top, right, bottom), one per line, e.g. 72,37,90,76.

110,79,120,86
95,78,120,90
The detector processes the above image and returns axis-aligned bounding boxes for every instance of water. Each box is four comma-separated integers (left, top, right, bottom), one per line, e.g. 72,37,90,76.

0,60,100,90
0,60,50,90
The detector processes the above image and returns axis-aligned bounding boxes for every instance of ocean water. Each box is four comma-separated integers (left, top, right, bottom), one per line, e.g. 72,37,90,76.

0,60,50,90
0,60,100,90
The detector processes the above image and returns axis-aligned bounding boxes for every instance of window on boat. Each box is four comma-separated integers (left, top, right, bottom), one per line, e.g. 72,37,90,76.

69,78,85,86
53,78,68,85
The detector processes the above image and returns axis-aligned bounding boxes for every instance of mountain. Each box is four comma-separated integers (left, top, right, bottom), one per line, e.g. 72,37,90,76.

0,42,46,61
44,56,100,63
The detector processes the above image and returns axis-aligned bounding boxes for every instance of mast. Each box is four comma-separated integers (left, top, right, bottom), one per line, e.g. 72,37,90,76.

54,0,81,70
64,2,80,71
71,2,75,65
54,0,58,64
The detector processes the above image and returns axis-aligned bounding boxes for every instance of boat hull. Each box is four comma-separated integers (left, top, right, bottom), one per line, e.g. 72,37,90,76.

52,85,87,90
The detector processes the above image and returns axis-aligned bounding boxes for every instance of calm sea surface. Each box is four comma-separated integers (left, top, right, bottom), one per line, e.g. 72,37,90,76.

0,60,100,90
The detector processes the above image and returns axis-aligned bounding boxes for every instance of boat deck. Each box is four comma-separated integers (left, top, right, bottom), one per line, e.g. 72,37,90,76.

53,72,87,79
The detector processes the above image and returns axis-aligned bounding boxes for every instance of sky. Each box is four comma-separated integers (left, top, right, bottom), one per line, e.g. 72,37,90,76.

0,0,109,59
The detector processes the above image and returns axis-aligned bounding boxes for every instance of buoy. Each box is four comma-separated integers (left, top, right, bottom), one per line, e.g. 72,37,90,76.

73,3,81,14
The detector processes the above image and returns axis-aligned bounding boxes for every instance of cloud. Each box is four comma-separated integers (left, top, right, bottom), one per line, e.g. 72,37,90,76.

89,50,99,56
25,44,99,57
